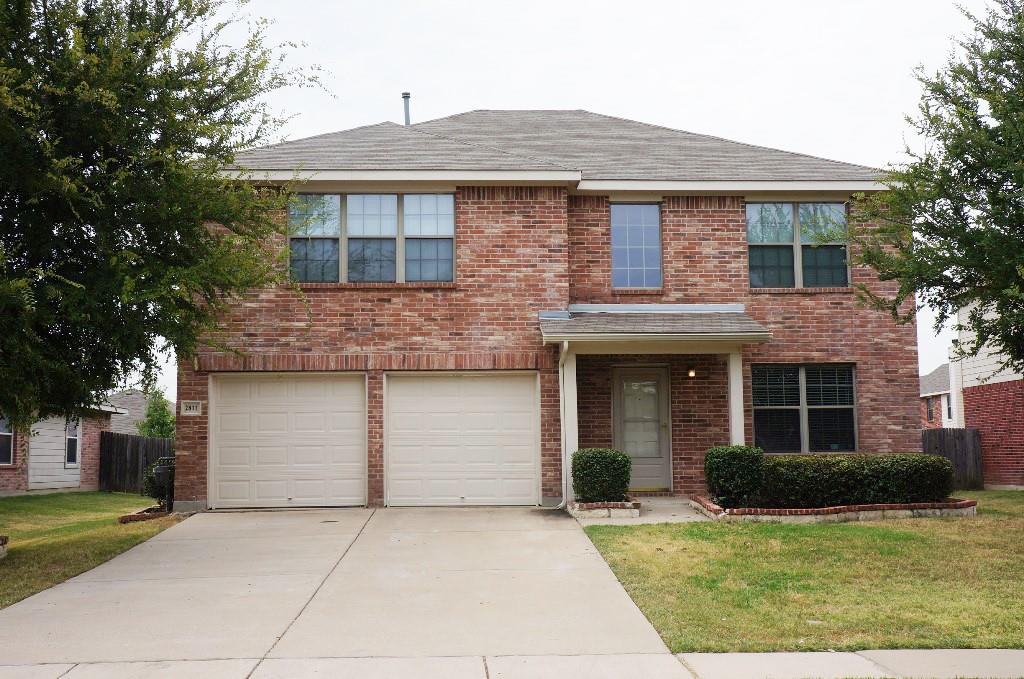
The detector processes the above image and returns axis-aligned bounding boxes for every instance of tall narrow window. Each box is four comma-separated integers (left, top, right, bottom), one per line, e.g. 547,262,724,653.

747,202,848,288
611,204,662,288
753,364,856,452
926,397,935,422
347,194,398,282
65,419,79,467
289,194,341,282
0,417,13,465
404,194,454,281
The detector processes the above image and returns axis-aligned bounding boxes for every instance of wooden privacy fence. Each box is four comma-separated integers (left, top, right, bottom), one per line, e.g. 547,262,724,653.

99,431,174,494
922,427,983,490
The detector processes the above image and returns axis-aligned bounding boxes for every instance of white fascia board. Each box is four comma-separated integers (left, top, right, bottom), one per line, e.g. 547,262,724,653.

223,169,583,183
574,180,886,193
920,390,951,398
541,332,771,344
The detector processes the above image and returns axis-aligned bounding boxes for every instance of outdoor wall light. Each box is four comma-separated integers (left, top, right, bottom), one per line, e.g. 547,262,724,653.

687,368,696,378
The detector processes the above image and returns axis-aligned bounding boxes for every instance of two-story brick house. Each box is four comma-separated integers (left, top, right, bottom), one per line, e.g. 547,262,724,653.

173,110,920,511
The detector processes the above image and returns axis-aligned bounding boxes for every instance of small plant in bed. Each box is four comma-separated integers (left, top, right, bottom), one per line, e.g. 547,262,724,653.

705,446,954,509
572,448,632,502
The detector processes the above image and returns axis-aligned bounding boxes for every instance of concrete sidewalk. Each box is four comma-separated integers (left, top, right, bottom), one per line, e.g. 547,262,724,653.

679,649,1024,678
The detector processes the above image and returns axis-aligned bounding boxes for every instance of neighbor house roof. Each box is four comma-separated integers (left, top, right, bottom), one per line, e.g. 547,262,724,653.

233,110,880,183
539,304,770,342
920,363,951,397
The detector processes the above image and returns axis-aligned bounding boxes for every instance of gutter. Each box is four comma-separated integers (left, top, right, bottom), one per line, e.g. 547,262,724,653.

541,332,772,344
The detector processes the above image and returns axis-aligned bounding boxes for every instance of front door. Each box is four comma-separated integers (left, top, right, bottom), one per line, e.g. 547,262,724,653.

613,368,671,491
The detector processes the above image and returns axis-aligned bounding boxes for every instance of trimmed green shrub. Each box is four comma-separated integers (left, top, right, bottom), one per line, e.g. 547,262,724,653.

572,448,631,502
704,445,765,507
756,453,954,508
706,448,955,509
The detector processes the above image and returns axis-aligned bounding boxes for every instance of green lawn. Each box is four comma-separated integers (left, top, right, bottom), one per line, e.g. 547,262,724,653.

0,491,178,608
586,490,1024,653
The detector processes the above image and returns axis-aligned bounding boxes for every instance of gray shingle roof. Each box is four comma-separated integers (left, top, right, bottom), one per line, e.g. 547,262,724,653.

234,121,570,171
233,110,880,181
539,311,770,339
920,363,951,396
415,110,880,181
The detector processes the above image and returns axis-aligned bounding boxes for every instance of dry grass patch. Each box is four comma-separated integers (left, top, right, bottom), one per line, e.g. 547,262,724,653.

585,490,1024,652
0,491,178,608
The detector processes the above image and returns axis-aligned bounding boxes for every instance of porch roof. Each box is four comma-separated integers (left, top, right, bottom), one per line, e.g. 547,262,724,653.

538,304,771,343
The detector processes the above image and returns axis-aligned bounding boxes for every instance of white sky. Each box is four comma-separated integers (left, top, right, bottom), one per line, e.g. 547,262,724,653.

157,0,987,399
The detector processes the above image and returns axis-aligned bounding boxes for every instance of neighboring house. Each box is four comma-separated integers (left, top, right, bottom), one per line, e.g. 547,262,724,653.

949,309,1024,488
174,109,920,511
920,363,954,429
107,389,148,435
0,408,120,494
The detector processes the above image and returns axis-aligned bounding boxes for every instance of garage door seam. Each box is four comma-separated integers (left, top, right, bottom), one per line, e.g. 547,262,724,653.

246,508,376,679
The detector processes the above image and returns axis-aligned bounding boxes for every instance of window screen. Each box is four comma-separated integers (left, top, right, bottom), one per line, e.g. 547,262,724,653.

0,417,12,465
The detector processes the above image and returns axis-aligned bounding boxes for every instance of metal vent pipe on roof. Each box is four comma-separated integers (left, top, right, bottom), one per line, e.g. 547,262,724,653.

402,92,411,126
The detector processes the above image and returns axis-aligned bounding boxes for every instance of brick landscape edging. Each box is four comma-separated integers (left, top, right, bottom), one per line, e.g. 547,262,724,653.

690,496,977,523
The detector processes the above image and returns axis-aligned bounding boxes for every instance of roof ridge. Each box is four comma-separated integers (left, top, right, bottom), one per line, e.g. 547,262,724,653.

400,124,575,171
574,110,881,173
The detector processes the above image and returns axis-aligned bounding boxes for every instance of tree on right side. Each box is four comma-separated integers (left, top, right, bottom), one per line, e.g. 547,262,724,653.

853,0,1024,372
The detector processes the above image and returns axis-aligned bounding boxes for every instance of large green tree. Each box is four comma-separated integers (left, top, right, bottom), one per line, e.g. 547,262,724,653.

0,0,307,428
854,0,1024,372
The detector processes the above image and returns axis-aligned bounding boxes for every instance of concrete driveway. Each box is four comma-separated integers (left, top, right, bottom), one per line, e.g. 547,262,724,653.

0,508,690,678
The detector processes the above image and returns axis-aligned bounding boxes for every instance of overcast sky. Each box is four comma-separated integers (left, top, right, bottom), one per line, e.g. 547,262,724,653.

157,0,987,398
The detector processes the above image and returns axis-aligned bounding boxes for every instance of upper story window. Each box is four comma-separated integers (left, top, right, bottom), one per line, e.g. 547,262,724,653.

746,203,848,289
65,419,79,467
0,416,12,465
611,204,662,289
752,364,856,453
288,194,455,283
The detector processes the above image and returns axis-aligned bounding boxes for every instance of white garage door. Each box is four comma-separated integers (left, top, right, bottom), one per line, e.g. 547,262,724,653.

386,373,539,506
210,374,366,508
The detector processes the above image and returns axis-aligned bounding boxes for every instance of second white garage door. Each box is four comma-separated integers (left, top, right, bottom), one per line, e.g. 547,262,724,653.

386,373,539,506
210,374,366,508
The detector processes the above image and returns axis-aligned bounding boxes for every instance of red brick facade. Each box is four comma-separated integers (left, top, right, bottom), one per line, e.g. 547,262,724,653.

0,414,108,493
176,188,921,507
963,379,1024,487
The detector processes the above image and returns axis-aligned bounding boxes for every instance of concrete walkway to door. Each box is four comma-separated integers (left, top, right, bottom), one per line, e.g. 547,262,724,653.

0,507,688,678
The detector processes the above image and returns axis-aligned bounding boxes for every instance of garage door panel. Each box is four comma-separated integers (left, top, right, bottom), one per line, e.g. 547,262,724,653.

211,374,366,508
386,373,538,506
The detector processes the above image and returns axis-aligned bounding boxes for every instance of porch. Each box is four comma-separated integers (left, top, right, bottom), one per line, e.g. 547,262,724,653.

541,304,771,500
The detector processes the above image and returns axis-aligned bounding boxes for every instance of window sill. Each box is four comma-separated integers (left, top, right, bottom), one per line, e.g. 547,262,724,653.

749,287,854,295
296,281,457,291
611,288,664,295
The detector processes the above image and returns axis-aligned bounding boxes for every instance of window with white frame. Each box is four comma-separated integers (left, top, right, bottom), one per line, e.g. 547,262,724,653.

65,419,79,467
0,416,13,465
288,194,454,283
747,203,849,288
926,396,936,422
752,364,856,452
611,204,662,288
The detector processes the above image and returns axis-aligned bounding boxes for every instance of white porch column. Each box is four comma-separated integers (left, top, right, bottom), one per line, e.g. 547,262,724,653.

561,345,579,502
728,351,745,445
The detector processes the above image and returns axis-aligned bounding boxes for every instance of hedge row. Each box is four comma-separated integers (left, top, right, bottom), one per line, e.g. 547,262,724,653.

705,446,954,509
